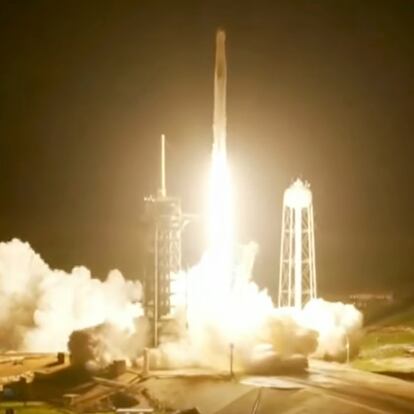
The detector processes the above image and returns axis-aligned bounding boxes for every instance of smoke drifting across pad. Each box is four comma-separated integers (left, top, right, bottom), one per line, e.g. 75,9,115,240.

0,238,362,370
0,239,144,353
68,320,149,369
167,242,363,370
301,299,364,359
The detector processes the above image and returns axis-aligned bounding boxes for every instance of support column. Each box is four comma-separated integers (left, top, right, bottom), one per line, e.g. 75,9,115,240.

294,206,302,309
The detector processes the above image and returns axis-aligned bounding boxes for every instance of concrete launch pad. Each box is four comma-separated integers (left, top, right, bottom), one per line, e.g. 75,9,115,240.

1,353,414,413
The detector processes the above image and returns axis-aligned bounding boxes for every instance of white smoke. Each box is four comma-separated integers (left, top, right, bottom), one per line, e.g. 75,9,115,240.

68,318,149,369
0,238,362,371
301,298,363,359
163,242,363,370
0,239,144,354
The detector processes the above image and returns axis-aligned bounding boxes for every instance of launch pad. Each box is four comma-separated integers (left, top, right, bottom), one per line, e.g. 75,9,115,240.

1,353,414,413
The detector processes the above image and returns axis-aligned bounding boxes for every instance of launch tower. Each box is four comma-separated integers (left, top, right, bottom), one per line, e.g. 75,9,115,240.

143,135,189,347
278,179,317,309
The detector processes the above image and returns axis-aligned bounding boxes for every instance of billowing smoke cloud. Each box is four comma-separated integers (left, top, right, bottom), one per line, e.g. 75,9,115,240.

0,238,362,371
162,242,363,370
301,299,363,360
68,318,149,369
0,239,143,353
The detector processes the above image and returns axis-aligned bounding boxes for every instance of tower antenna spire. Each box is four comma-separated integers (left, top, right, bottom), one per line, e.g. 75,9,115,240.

160,134,166,198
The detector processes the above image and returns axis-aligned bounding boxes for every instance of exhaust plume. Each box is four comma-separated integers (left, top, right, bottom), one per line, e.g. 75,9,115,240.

168,242,362,369
0,238,144,353
301,298,363,360
0,238,362,369
68,318,149,369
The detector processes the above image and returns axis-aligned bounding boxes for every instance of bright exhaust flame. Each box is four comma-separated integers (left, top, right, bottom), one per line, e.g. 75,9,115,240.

167,140,363,369
206,146,233,286
169,143,277,356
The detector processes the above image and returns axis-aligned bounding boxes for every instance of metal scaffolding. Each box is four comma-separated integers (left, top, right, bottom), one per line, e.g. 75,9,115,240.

144,195,185,346
143,135,191,346
278,179,317,309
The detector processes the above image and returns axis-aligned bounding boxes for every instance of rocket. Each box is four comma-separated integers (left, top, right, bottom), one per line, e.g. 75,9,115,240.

213,29,227,156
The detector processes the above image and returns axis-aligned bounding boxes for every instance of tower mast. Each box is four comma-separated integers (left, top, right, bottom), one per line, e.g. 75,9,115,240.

143,135,185,347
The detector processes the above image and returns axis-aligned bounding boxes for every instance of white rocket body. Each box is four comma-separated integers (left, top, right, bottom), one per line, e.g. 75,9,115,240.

213,30,227,156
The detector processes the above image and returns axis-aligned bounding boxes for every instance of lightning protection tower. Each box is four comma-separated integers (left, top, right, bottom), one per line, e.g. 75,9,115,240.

278,179,317,309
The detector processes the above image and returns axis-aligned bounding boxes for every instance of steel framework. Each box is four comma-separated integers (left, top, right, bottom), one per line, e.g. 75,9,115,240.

143,135,190,346
144,195,185,346
278,179,317,309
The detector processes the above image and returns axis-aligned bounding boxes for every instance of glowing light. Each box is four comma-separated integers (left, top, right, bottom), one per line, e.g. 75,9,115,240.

279,179,316,310
284,179,312,209
206,146,233,277
284,179,312,309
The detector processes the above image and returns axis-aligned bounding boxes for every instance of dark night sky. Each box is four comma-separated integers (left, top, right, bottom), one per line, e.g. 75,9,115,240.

1,0,413,296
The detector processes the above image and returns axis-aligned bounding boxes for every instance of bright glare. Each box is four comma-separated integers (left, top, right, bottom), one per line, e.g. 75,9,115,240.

178,141,275,347
284,179,312,209
168,141,363,366
170,135,275,347
206,145,233,278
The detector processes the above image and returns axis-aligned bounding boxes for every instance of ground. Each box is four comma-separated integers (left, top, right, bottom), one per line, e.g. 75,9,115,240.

0,402,64,414
0,351,414,412
140,361,414,413
352,304,414,376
